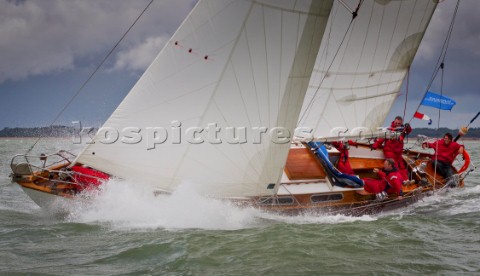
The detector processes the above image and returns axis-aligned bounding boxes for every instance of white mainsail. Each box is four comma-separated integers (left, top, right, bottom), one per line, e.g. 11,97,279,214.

297,0,437,140
76,0,334,197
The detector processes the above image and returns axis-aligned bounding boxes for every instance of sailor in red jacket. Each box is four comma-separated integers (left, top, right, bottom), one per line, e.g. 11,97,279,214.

422,132,464,181
363,158,403,196
331,140,357,175
372,116,412,181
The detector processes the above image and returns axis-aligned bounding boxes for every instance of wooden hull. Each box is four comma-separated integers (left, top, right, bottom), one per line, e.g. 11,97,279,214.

10,144,468,216
251,142,466,215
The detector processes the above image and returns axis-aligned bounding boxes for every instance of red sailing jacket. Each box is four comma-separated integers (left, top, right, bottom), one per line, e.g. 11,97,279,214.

372,121,412,156
372,137,404,156
331,140,357,163
377,169,403,195
425,139,463,164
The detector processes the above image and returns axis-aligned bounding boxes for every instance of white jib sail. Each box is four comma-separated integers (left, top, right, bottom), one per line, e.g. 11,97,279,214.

76,0,333,197
297,0,437,140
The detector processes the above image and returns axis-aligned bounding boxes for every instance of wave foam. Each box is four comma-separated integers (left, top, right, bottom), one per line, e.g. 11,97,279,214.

63,179,378,230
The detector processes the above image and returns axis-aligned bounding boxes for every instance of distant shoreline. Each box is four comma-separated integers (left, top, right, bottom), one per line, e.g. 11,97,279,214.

0,125,75,138
457,137,480,140
1,126,480,139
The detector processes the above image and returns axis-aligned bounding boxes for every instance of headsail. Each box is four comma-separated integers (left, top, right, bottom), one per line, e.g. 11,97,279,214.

76,0,333,197
297,0,437,140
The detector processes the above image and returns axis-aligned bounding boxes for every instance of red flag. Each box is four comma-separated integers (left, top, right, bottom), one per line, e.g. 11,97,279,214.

414,112,432,125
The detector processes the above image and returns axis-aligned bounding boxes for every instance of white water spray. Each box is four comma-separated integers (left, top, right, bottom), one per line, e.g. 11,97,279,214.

66,179,263,230
63,179,375,230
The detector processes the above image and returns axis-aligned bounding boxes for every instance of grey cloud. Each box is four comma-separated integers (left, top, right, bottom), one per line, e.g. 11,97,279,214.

411,0,480,99
0,0,197,83
416,0,480,61
112,35,171,72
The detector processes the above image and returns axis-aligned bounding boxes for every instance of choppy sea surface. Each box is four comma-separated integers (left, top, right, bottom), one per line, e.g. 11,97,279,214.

1,138,479,275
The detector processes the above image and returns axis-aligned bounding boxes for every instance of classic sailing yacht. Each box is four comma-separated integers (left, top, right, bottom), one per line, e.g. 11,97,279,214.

10,0,474,215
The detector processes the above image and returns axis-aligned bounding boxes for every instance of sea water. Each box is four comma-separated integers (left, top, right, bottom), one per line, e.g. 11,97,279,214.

1,138,479,275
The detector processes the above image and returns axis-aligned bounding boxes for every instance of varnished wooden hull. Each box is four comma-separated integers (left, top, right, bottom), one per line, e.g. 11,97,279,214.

11,143,467,216
252,143,466,215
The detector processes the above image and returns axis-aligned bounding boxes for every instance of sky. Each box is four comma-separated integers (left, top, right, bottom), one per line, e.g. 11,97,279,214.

1,0,479,131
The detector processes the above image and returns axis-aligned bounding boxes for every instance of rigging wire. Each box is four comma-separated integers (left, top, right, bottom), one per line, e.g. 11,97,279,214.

297,0,364,126
403,67,410,121
432,62,447,190
409,0,460,123
408,0,461,191
25,0,155,154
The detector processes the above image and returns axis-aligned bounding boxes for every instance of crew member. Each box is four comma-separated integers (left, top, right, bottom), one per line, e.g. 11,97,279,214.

363,158,403,197
422,132,464,183
331,140,357,175
372,116,412,181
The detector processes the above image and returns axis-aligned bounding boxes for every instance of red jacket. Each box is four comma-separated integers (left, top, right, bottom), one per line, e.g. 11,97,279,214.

378,169,403,195
372,121,412,155
373,137,404,156
387,120,412,134
425,140,463,164
331,140,357,163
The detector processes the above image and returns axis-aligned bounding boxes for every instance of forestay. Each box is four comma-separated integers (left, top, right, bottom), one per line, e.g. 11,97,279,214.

76,0,333,197
297,0,437,140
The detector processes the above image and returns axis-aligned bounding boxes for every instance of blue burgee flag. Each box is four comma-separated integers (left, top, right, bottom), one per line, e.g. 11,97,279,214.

420,91,456,110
